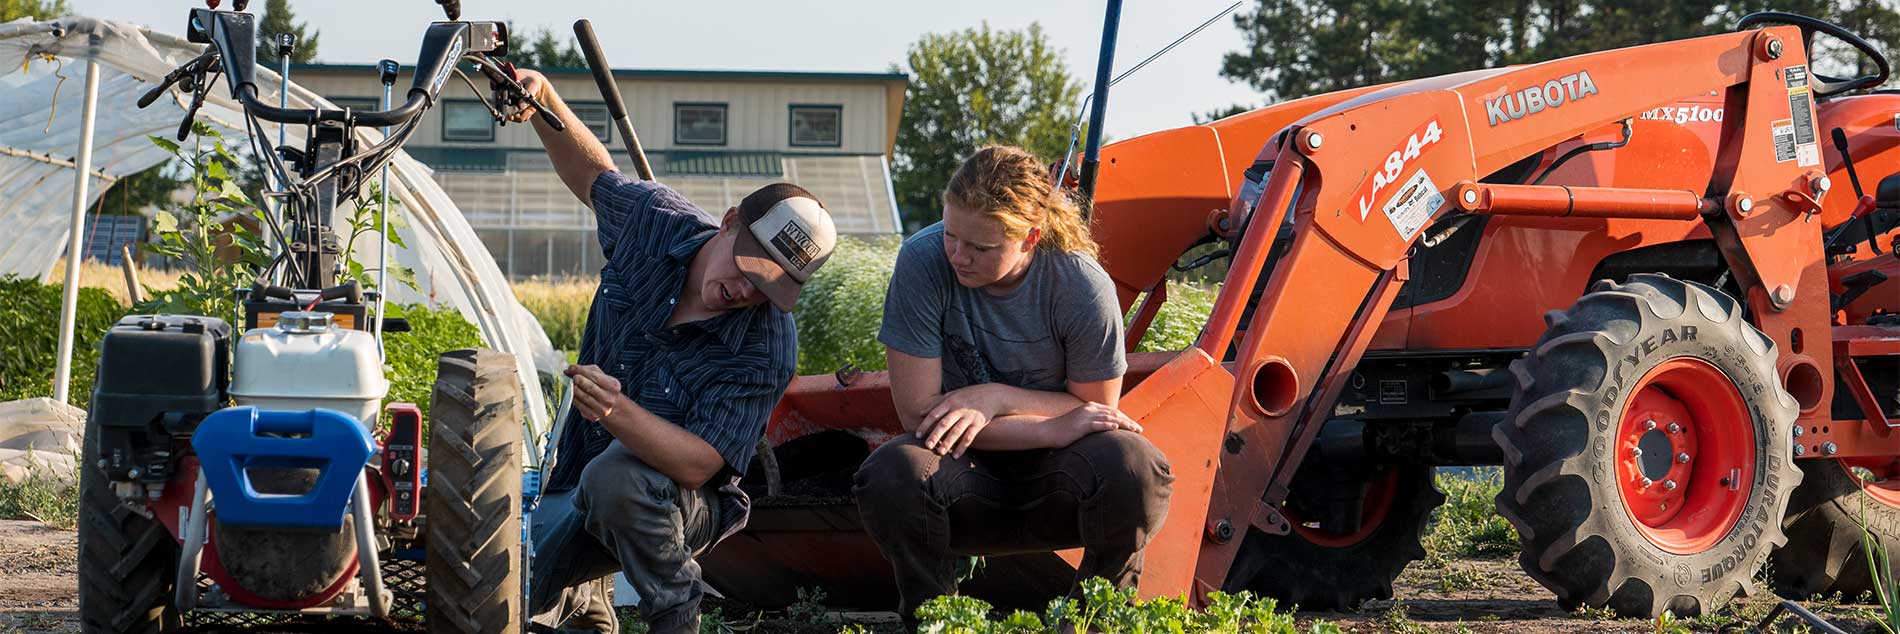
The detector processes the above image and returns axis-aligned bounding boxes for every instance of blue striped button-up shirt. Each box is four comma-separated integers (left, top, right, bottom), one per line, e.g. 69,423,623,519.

545,171,797,496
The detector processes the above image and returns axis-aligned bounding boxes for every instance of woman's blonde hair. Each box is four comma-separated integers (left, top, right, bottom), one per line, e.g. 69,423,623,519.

942,145,1099,258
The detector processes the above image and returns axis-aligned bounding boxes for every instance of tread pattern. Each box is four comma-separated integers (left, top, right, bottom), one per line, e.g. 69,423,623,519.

426,348,524,634
1494,274,1801,617
1224,464,1444,610
1772,459,1900,600
77,410,177,633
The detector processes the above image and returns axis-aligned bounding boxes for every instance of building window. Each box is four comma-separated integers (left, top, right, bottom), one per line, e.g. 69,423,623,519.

442,101,495,142
674,103,727,146
789,104,842,147
571,104,612,143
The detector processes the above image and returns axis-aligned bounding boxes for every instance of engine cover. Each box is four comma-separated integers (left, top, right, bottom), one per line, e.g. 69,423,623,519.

90,315,231,483
230,311,388,426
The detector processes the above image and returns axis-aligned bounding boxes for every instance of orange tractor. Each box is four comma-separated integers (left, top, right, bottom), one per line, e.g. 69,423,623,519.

701,13,1900,618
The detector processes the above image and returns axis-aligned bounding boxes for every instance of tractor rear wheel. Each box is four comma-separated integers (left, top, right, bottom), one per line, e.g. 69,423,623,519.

1495,274,1800,617
426,349,524,634
76,410,178,633
1224,463,1443,610
1771,458,1900,600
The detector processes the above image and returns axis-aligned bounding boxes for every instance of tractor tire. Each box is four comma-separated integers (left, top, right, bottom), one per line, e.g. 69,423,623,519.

1224,464,1443,610
76,411,178,633
1771,459,1900,600
426,348,524,634
1495,274,1801,617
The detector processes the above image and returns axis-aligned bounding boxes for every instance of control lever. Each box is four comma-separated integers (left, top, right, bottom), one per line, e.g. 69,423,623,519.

175,70,216,141
477,58,565,131
436,0,460,21
138,50,216,109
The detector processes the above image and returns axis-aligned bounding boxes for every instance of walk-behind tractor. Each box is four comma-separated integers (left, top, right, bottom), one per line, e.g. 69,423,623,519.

703,12,1900,619
78,1,554,632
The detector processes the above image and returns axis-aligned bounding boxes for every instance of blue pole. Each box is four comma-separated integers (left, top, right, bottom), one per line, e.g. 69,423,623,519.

1078,0,1124,215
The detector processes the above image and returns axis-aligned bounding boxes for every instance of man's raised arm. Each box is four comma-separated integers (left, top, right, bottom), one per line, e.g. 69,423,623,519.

513,70,616,208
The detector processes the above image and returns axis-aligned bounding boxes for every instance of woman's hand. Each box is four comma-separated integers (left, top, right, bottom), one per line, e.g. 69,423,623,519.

1047,402,1142,448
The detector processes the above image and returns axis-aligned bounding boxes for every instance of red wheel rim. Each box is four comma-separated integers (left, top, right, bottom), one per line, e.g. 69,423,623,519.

1837,458,1900,508
1615,357,1755,555
1288,469,1399,548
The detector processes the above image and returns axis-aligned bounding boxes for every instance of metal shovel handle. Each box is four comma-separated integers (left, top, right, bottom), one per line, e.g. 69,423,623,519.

573,19,655,181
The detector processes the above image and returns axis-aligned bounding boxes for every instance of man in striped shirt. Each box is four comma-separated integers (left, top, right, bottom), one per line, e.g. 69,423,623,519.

507,70,838,634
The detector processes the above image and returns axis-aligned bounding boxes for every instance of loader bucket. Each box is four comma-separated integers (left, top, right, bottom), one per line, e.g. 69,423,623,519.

700,351,1232,607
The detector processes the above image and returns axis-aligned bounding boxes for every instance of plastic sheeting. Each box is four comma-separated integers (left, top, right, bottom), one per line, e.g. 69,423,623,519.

0,16,557,438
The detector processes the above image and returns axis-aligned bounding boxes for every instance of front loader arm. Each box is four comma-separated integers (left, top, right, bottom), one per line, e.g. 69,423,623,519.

1122,25,1836,598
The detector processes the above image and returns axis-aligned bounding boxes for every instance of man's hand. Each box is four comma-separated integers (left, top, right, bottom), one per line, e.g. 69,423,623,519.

566,364,628,425
1047,402,1143,448
506,69,551,123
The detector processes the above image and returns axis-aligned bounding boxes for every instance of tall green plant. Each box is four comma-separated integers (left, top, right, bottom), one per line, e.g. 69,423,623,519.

1863,497,1900,632
340,181,418,294
140,125,269,319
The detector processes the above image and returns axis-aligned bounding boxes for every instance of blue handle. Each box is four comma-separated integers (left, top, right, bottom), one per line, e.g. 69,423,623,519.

193,406,375,530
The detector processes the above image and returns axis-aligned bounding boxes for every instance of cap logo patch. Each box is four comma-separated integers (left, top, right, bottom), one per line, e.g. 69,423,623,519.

771,221,820,271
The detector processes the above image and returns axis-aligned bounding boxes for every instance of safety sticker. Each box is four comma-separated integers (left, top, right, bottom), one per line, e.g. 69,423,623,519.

1785,65,1820,167
1383,168,1443,240
1772,119,1797,163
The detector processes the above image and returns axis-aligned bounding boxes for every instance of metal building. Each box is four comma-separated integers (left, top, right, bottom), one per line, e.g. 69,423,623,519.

292,64,908,279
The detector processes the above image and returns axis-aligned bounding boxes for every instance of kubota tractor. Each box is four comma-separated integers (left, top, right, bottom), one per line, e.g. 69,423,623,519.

700,12,1900,618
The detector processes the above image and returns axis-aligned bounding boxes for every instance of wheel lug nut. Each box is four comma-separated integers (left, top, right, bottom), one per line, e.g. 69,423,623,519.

1667,422,1683,434
1795,445,1807,457
1823,442,1838,456
1631,447,1644,458
1677,453,1690,464
1663,479,1678,491
1645,420,1658,431
1641,477,1654,488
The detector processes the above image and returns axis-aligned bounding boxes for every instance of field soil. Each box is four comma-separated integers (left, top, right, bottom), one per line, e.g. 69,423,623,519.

0,519,1881,633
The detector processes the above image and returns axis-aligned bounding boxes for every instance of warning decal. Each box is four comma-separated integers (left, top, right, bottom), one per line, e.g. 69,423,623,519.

1773,119,1797,163
1785,65,1819,167
1383,168,1443,240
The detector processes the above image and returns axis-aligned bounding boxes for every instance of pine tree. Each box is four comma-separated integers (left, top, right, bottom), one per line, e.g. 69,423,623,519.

255,0,319,64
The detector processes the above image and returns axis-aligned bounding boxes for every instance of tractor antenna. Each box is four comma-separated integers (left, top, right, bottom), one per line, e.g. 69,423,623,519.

1075,0,1125,214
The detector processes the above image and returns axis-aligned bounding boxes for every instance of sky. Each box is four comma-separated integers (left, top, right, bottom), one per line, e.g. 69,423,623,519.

66,0,1266,141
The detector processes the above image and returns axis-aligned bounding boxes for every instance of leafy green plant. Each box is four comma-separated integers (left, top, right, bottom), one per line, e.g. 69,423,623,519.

912,577,1301,634
1652,610,1691,634
0,276,123,409
381,303,484,423
339,181,417,294
1862,497,1900,633
0,452,79,529
1131,281,1218,353
792,236,901,375
1423,468,1519,565
139,125,268,319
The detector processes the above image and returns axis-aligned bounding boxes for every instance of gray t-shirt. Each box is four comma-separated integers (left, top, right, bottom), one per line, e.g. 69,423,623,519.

879,222,1126,393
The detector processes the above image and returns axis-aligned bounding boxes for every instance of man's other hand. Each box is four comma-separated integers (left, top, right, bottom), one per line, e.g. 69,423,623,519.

566,364,625,423
508,69,551,123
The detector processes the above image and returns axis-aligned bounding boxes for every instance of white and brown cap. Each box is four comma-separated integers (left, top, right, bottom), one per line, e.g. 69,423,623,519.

732,188,837,312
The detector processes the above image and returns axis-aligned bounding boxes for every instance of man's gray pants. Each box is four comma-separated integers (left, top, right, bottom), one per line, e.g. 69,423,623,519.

529,441,722,634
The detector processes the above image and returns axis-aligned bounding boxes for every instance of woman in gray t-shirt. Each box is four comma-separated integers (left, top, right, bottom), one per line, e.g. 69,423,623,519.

855,145,1174,619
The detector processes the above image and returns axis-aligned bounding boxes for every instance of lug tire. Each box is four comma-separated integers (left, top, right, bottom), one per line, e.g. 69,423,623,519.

1771,459,1900,600
426,348,524,634
76,410,179,633
1495,273,1801,617
1224,464,1444,610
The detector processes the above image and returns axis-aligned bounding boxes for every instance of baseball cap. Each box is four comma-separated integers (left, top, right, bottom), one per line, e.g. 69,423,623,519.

732,194,837,312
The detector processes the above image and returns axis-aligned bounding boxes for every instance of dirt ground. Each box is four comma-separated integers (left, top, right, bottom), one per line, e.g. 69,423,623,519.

0,519,1882,633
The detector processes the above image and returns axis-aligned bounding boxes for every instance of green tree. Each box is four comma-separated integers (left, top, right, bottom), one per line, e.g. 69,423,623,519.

0,0,64,21
516,26,586,69
254,0,319,65
1217,0,1897,105
892,23,1082,232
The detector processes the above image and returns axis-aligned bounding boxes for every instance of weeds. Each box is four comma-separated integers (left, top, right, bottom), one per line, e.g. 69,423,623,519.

1423,468,1519,566
0,454,78,529
1377,603,1430,634
1435,564,1484,593
904,577,1303,633
1571,603,1618,622
1861,496,1900,633
1651,610,1691,634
